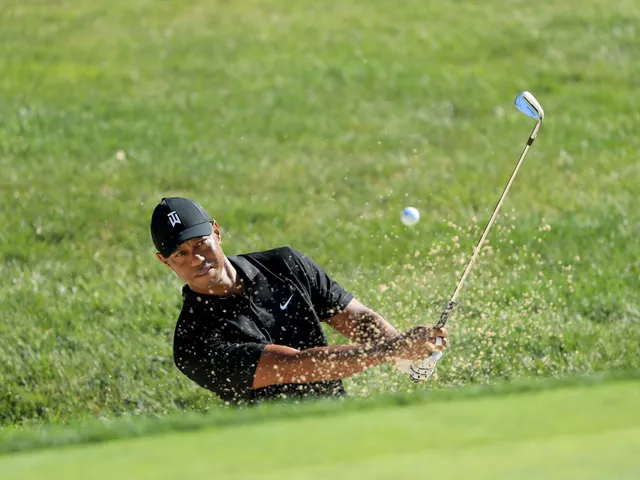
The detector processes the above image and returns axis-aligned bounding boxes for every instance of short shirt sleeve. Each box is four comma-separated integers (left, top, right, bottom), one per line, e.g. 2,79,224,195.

174,326,266,403
288,248,354,320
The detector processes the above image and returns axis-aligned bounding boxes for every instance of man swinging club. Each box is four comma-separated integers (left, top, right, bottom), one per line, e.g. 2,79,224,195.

151,197,448,404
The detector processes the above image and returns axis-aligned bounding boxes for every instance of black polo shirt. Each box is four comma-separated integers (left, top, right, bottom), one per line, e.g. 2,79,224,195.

173,247,354,404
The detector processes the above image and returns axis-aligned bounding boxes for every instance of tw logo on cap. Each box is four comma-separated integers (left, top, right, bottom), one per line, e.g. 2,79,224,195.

167,211,182,228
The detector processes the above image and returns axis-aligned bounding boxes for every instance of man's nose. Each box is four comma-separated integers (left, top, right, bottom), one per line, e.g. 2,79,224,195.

191,252,205,266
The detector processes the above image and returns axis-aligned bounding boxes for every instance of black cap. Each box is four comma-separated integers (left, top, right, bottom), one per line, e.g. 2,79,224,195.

150,197,213,257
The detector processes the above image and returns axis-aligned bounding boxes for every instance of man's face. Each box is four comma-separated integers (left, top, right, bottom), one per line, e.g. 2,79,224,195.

157,222,226,292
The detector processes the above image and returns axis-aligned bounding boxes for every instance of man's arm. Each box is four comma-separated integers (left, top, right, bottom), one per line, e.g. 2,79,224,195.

285,250,397,343
252,325,447,389
324,298,401,345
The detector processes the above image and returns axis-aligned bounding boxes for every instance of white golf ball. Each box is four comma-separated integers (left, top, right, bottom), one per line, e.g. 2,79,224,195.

401,207,420,226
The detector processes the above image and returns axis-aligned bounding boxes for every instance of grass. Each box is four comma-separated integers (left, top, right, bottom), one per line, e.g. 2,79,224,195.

0,0,639,425
1,368,635,457
1,374,639,479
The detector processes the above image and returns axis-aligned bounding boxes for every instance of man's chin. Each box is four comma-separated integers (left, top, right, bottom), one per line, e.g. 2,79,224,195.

205,268,223,286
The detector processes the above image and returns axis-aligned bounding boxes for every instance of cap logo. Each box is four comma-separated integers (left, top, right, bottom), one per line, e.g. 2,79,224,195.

167,211,182,227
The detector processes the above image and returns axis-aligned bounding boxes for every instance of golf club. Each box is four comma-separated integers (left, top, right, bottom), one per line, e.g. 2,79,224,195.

407,91,545,382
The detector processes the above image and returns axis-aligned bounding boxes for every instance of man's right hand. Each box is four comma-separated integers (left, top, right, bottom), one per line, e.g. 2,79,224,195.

385,325,448,361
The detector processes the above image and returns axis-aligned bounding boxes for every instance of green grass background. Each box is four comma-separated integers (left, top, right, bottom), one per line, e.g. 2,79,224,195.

1,0,639,426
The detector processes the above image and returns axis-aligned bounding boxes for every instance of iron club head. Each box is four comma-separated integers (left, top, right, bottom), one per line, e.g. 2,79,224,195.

514,91,544,122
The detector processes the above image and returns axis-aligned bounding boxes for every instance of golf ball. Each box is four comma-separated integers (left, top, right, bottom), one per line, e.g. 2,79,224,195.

401,207,420,226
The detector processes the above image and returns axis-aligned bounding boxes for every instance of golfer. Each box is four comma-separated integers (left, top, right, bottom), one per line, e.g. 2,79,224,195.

151,197,447,404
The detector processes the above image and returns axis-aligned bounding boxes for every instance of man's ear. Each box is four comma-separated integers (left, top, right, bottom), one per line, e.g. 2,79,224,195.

212,220,222,244
156,252,171,267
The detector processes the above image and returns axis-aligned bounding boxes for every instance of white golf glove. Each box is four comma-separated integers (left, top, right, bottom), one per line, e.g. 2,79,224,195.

394,337,444,381
394,358,413,375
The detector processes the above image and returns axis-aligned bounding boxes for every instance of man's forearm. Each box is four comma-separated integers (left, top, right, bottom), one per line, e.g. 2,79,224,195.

325,304,401,345
252,342,393,389
354,312,401,344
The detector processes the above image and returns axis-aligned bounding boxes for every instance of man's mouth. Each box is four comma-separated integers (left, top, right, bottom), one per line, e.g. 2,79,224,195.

195,265,213,277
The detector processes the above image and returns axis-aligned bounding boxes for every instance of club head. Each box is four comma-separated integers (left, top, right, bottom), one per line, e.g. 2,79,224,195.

514,91,544,122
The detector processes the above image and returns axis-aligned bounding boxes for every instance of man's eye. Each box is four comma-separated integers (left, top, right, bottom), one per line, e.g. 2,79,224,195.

175,251,185,257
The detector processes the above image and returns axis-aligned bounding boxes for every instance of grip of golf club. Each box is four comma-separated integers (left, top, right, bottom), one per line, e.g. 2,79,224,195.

434,300,457,329
408,338,443,383
408,300,454,381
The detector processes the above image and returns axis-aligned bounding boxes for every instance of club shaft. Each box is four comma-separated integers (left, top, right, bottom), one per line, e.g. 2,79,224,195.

434,121,541,328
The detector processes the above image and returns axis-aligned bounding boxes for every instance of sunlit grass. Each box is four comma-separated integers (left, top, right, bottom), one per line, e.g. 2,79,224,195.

0,0,638,424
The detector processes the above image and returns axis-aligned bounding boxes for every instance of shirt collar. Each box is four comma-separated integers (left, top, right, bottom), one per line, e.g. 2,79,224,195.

231,255,274,305
229,255,260,283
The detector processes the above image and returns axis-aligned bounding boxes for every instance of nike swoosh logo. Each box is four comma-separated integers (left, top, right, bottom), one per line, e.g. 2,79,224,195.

280,293,294,310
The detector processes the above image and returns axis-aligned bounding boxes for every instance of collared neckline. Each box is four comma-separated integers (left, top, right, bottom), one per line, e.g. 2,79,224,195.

231,255,275,306
229,255,260,283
